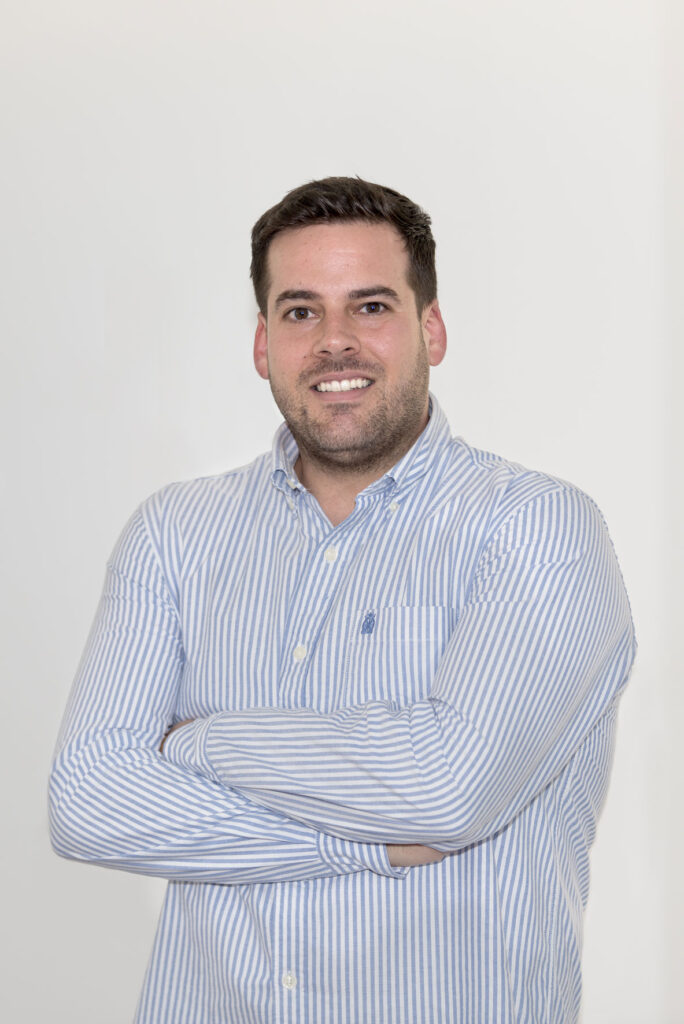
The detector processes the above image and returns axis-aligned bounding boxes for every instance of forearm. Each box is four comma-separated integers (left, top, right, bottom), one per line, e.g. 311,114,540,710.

162,697,483,846
154,722,441,869
49,736,404,884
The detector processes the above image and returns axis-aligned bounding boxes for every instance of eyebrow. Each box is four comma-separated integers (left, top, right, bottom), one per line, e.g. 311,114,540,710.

273,286,401,309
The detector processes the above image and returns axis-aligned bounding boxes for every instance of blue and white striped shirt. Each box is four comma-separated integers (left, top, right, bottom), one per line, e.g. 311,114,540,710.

49,397,636,1023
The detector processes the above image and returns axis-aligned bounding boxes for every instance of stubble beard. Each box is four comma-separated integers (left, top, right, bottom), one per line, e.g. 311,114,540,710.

269,344,431,478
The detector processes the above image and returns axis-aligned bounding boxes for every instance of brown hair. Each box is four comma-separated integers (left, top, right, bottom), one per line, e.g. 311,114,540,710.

250,176,437,315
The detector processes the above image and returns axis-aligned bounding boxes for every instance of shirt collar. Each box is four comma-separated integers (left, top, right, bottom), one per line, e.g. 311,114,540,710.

272,424,303,494
271,392,452,498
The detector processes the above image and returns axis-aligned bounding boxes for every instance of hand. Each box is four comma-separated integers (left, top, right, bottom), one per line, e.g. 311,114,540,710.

159,718,195,752
386,844,446,867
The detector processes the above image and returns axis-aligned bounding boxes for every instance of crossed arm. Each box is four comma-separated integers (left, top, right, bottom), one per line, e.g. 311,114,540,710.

160,487,635,850
49,511,441,886
50,485,635,884
162,718,443,868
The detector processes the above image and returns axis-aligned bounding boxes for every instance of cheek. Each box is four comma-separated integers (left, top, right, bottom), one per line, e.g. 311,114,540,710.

267,344,309,380
360,326,404,357
368,329,423,365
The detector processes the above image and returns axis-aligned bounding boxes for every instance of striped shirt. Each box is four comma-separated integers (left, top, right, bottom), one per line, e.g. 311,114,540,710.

49,397,636,1023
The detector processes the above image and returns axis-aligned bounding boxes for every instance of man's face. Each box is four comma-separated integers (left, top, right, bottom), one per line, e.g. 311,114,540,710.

253,221,446,476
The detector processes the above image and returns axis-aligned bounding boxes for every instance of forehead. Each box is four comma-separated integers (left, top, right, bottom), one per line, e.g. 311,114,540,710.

266,221,410,301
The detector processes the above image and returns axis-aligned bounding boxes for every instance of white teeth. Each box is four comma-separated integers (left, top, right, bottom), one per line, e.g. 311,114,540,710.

315,378,372,393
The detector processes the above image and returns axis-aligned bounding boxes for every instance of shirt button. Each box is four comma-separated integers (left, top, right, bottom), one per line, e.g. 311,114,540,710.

389,501,399,514
324,546,338,563
293,644,307,662
282,971,297,990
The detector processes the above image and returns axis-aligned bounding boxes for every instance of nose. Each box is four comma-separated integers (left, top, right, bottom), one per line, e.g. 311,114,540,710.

312,313,360,358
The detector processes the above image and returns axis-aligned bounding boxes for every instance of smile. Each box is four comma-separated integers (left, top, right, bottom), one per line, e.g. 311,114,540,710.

314,378,372,393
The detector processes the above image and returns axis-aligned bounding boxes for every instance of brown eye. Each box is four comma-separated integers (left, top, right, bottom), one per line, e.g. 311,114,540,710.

288,307,310,321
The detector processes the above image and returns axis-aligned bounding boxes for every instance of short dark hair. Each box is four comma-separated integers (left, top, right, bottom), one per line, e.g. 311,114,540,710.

250,176,437,315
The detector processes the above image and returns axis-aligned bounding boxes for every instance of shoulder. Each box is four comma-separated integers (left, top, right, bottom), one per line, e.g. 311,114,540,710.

139,451,271,533
442,437,606,542
120,452,273,582
450,436,593,512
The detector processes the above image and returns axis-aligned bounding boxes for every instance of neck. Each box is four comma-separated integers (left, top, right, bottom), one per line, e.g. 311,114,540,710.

290,405,432,526
294,458,389,527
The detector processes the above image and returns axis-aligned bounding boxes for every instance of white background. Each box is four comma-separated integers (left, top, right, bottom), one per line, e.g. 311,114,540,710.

2,1,682,1020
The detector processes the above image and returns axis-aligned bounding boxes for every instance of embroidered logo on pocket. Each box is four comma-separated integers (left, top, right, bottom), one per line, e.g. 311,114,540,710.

360,611,376,635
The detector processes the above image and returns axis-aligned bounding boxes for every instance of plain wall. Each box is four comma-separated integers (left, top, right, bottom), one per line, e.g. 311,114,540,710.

2,0,682,1020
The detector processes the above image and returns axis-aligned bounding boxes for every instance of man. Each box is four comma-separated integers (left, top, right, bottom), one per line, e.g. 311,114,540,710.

50,176,636,1023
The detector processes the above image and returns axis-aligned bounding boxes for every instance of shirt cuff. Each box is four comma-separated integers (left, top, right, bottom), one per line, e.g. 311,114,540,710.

317,833,408,880
162,717,218,781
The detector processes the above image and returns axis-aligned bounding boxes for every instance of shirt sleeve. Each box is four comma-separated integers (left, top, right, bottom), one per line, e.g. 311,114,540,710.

48,507,405,884
163,486,637,849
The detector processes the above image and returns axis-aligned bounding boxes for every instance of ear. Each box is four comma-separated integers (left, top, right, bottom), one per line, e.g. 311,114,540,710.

421,301,447,367
253,312,269,380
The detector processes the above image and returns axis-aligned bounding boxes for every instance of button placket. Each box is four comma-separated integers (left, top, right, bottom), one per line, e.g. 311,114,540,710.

277,520,365,702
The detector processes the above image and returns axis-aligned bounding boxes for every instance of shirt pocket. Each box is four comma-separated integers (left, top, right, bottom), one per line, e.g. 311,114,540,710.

344,605,455,706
